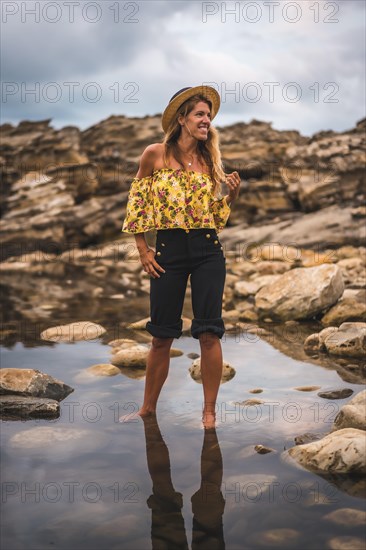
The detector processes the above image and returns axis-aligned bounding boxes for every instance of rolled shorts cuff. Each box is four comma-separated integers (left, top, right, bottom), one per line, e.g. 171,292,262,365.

191,318,225,340
145,319,183,339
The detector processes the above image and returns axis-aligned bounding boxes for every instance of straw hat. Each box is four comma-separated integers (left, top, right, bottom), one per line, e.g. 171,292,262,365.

161,85,221,133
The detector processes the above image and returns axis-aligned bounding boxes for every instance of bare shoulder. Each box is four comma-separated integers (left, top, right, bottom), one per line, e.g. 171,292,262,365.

136,143,164,178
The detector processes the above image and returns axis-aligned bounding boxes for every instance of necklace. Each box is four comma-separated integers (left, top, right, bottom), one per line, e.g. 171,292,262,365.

184,151,197,168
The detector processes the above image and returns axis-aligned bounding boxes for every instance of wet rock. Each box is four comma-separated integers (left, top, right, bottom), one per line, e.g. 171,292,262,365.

248,388,263,394
111,347,149,368
0,368,73,400
255,264,344,321
187,352,200,359
285,428,366,474
324,322,366,358
40,321,106,342
254,444,275,454
318,388,354,400
294,433,322,445
189,359,235,384
86,364,121,377
327,536,365,550
237,398,264,406
303,333,320,353
324,508,366,526
294,385,321,392
108,338,138,348
0,395,60,420
331,390,366,431
318,326,339,348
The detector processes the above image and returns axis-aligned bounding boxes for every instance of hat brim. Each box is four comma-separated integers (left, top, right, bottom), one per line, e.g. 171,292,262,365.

161,85,220,133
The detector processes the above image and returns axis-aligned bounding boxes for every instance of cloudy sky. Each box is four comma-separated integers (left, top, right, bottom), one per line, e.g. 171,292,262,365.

1,0,365,136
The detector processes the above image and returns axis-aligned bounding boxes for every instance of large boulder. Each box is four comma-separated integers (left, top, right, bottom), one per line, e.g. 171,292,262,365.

0,368,73,401
331,390,366,432
284,428,366,474
255,264,344,321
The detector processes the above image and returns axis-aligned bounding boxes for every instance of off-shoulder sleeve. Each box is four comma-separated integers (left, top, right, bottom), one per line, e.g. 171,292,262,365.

121,176,155,233
210,195,231,233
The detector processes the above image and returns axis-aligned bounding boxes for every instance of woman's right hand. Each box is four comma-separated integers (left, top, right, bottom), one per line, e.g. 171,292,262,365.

139,248,166,278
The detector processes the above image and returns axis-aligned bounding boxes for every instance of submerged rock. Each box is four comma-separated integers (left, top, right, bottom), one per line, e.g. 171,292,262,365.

318,388,354,400
189,358,235,384
86,364,121,377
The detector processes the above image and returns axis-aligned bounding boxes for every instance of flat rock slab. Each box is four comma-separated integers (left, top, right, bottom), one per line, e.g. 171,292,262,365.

0,395,60,420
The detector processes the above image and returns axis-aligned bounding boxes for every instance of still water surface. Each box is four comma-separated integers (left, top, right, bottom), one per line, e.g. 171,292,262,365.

1,334,365,550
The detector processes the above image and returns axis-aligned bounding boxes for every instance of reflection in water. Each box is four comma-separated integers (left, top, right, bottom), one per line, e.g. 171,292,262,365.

142,416,225,549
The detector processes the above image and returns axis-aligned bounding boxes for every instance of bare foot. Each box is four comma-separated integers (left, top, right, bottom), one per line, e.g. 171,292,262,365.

202,411,217,430
119,408,155,423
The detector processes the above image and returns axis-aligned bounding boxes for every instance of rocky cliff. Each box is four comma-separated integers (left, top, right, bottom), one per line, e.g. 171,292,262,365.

0,115,365,260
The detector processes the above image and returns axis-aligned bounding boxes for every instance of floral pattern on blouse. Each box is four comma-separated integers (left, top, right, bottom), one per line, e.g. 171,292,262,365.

121,168,231,234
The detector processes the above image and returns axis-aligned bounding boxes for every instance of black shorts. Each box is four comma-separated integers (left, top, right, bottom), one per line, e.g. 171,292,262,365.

145,228,226,339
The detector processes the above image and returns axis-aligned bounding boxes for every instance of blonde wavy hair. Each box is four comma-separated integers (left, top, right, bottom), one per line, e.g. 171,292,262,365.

162,94,226,196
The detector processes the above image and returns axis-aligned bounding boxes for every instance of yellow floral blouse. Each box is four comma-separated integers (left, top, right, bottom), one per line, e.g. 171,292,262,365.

121,168,231,234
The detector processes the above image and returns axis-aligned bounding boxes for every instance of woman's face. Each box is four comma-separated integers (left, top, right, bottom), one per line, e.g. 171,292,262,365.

180,100,211,140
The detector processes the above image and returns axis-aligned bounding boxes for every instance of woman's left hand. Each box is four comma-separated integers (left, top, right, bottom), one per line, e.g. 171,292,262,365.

225,171,241,204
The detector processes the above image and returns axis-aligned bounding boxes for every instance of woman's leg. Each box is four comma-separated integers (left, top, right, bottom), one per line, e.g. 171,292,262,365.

119,336,174,421
139,336,174,415
199,333,223,429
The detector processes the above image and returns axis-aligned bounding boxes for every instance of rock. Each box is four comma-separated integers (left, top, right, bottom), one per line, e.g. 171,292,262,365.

331,390,366,431
169,348,184,357
318,326,339,349
40,321,106,342
0,395,60,420
111,348,149,368
324,322,366,358
303,333,320,353
285,428,366,474
255,264,344,321
318,388,354,400
234,280,259,297
248,388,263,394
294,433,322,445
108,338,137,347
254,444,275,454
86,364,121,376
327,536,365,550
324,508,366,526
237,398,264,406
0,368,73,401
187,352,200,359
294,385,321,392
189,358,235,384
321,295,366,325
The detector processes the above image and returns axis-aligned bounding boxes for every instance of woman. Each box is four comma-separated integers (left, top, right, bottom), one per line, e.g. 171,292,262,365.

121,85,240,428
